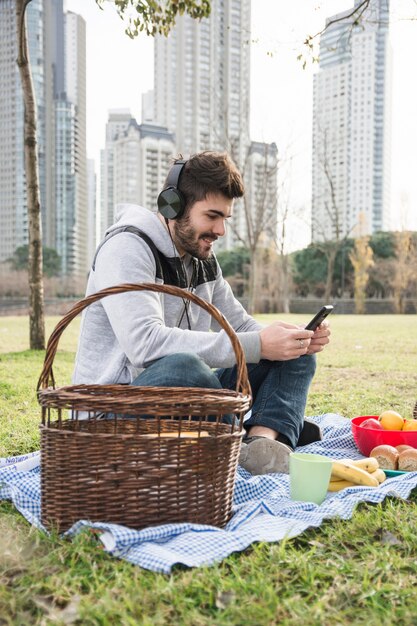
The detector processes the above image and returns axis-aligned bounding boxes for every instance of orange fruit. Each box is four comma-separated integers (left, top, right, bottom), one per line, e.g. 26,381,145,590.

402,419,417,432
378,410,404,431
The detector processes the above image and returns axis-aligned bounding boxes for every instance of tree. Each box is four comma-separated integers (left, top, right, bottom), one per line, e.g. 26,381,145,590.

367,257,396,299
391,231,417,314
369,231,396,259
292,231,417,303
225,142,279,313
253,244,280,313
104,0,210,37
8,245,61,278
208,97,279,313
292,239,356,298
292,244,328,297
216,248,250,279
216,247,250,299
14,0,211,349
271,156,301,313
312,129,353,301
349,236,374,314
300,0,391,67
15,0,45,349
246,146,278,314
308,3,370,40
275,205,292,314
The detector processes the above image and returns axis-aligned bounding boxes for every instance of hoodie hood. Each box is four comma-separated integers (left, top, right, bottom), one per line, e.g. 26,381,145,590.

106,203,175,258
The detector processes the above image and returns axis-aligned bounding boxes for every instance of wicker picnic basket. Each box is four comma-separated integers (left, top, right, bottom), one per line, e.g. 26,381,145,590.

37,283,252,532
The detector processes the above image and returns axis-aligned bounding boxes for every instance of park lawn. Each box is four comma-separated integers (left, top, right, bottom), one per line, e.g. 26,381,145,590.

0,313,417,624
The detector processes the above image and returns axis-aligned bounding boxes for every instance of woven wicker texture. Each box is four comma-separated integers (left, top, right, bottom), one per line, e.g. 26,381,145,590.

37,283,252,531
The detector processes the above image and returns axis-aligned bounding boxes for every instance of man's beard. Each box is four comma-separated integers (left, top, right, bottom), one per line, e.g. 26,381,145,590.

173,216,217,260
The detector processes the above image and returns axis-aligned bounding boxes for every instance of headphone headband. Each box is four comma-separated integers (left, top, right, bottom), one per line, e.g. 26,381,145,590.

165,159,186,188
157,159,187,220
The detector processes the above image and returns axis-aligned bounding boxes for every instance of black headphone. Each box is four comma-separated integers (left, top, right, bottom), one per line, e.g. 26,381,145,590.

157,159,187,220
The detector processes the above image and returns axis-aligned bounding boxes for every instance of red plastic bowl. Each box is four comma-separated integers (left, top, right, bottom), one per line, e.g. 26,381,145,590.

351,415,417,456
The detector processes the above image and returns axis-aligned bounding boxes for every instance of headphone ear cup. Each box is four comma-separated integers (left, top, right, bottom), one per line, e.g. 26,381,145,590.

157,186,186,220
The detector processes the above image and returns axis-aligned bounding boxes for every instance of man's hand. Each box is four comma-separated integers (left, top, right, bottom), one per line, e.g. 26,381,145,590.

305,320,331,354
259,321,314,361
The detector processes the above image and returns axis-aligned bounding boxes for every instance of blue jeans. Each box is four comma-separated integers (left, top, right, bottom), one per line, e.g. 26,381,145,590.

132,352,316,448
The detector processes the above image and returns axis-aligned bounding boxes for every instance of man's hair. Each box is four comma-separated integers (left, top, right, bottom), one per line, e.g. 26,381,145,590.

171,151,245,215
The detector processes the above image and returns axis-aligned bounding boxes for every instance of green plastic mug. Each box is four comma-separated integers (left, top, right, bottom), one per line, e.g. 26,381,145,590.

289,452,333,504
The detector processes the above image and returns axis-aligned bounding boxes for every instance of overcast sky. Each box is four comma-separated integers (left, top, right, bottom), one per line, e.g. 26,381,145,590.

65,0,417,250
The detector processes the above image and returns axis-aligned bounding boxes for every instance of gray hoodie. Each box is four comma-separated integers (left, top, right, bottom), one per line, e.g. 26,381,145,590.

72,204,262,385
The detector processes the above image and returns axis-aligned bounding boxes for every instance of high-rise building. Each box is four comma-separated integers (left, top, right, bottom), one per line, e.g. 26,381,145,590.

100,113,175,228
153,0,277,252
312,0,392,241
100,109,133,238
113,121,175,211
154,0,251,164
0,0,47,262
141,90,154,124
64,10,88,275
244,141,279,242
87,159,97,266
55,97,76,274
0,0,88,276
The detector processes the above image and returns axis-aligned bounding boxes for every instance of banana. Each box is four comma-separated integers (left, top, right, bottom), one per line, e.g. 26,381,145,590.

328,458,384,491
370,468,386,484
330,457,379,480
328,479,357,492
350,457,379,472
331,460,379,487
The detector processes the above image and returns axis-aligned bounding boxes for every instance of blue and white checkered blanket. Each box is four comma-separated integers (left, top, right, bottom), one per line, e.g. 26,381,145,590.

1,413,417,574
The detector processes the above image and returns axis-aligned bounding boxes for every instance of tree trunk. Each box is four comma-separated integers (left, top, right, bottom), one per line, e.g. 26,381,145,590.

15,0,45,349
324,247,337,302
247,247,257,314
280,255,291,314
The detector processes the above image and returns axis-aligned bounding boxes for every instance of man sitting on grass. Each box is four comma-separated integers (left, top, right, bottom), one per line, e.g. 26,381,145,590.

73,151,331,474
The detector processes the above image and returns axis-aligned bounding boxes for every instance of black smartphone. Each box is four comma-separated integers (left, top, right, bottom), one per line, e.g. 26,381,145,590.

305,305,334,331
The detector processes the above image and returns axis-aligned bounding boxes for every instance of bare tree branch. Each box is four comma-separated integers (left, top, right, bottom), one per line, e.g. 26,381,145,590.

304,0,372,50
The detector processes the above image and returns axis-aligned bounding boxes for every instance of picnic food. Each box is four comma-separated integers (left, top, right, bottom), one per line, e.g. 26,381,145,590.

396,444,413,453
378,410,404,431
369,444,399,469
328,479,356,491
398,448,417,471
337,457,379,473
370,468,387,483
402,419,417,432
330,457,379,477
361,418,384,430
351,415,417,456
330,459,379,487
328,457,384,491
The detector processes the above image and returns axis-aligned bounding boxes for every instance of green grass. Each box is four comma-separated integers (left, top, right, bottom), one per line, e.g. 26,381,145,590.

1,314,417,625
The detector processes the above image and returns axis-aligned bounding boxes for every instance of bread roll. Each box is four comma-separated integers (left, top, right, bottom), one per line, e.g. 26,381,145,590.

396,444,414,454
370,445,399,470
398,448,417,472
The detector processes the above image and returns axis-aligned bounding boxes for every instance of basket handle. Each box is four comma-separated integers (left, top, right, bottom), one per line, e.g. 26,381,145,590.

37,282,251,398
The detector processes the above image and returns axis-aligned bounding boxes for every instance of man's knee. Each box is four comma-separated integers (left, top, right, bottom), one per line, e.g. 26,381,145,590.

137,352,221,389
263,353,317,379
172,353,222,388
303,354,317,378
167,352,204,371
